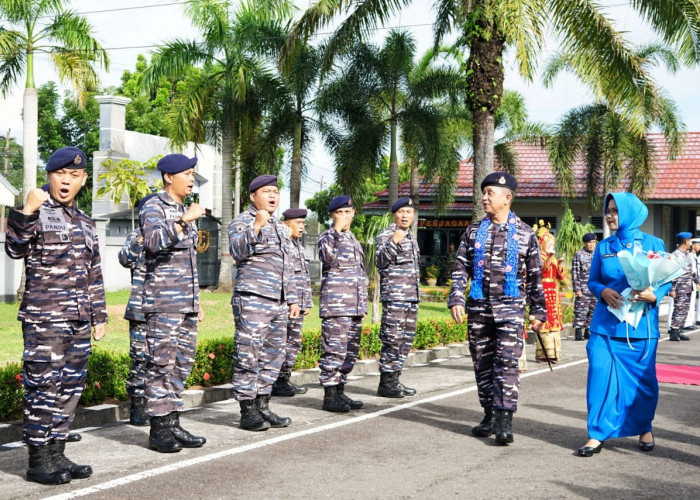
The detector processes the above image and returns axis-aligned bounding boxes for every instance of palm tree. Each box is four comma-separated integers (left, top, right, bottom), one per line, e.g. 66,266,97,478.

0,0,109,201
317,30,461,209
545,43,684,212
259,41,322,208
141,0,295,290
284,0,700,221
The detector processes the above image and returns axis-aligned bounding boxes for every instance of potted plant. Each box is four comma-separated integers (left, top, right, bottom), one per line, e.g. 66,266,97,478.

425,265,439,286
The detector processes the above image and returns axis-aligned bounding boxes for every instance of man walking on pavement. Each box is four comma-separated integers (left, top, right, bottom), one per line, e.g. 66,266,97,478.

272,208,313,397
375,197,420,398
448,172,546,445
5,146,106,484
572,233,598,341
229,175,299,430
668,232,698,341
318,195,368,412
140,154,207,453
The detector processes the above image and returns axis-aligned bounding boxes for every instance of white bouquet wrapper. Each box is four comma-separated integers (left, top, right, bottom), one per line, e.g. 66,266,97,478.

608,242,686,328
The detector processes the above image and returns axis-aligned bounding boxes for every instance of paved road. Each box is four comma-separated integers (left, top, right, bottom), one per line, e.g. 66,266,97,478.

1,331,699,500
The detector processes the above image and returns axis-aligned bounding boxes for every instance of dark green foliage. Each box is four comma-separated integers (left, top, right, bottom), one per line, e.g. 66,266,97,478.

0,362,24,421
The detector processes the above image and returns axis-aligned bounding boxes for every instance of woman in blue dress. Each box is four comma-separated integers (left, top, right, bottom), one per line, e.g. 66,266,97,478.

577,192,670,457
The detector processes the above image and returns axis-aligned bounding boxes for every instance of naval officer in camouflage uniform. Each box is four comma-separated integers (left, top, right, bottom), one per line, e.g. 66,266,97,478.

118,194,157,426
572,233,598,341
318,195,368,412
272,207,313,397
375,197,420,398
229,175,299,431
140,154,207,453
669,232,698,341
6,147,105,485
448,172,546,445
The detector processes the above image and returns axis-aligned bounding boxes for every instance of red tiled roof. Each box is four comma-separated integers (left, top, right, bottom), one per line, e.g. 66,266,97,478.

370,132,700,203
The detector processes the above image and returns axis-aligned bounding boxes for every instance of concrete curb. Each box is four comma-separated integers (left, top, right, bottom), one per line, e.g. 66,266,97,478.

0,342,470,447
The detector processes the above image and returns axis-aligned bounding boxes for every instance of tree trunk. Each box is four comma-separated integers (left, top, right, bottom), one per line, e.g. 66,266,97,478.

22,87,38,202
410,156,420,234
217,118,236,291
388,118,399,208
465,13,505,223
471,109,496,222
290,114,303,208
371,274,381,324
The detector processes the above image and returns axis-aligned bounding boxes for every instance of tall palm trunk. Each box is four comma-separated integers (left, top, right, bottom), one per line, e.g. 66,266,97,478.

388,118,399,207
410,156,420,234
466,15,505,223
217,118,236,291
22,87,38,202
290,114,303,208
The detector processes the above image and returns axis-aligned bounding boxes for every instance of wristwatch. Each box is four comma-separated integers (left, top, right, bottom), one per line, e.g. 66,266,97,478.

175,218,188,230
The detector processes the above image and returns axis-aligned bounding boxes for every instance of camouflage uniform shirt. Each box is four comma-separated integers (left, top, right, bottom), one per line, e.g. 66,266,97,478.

228,206,298,304
290,238,313,311
318,227,368,317
118,228,147,322
5,198,107,325
572,249,594,297
140,192,200,314
375,222,420,303
448,216,547,323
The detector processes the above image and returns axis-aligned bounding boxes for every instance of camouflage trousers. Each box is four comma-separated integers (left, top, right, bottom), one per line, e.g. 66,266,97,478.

126,320,147,398
573,294,597,329
319,316,362,386
280,314,305,375
467,309,524,412
144,313,198,417
671,289,693,329
379,302,418,373
232,293,288,401
21,321,91,446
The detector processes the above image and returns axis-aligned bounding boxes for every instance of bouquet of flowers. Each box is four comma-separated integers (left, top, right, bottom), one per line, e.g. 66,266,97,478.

609,242,686,328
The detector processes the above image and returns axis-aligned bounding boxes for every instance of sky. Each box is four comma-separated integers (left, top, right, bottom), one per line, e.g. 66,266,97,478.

2,0,700,211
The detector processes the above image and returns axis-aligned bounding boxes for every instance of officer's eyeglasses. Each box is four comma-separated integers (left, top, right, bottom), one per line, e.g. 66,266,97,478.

604,208,618,216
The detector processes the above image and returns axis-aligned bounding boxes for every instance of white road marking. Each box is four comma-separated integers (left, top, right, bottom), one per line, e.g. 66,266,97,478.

42,357,589,500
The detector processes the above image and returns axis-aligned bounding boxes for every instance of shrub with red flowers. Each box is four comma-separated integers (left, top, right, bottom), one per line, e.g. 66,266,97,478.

0,362,24,421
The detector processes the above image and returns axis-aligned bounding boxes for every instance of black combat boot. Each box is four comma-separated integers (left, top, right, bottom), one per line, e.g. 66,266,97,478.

256,394,292,427
575,328,584,341
584,328,590,340
471,407,495,437
49,439,92,479
170,411,206,447
377,372,404,398
322,385,350,413
26,445,71,485
148,414,182,453
130,396,149,426
337,384,363,409
669,328,681,341
494,409,514,445
272,372,307,396
239,399,271,431
396,371,416,396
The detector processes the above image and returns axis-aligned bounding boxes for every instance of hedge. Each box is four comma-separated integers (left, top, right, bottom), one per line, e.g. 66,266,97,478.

0,317,467,422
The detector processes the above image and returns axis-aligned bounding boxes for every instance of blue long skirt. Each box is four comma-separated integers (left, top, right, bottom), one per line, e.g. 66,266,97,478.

586,332,658,441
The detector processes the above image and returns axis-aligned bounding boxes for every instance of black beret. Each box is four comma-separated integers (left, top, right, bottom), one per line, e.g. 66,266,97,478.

328,195,353,213
249,175,278,193
480,171,517,192
45,147,87,172
282,208,308,220
582,233,596,243
157,154,197,174
391,197,415,213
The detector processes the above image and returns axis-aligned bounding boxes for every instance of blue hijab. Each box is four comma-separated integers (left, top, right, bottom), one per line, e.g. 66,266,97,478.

605,192,648,249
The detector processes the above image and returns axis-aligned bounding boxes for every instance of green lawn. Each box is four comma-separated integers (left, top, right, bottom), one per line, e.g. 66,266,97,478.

0,290,452,366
